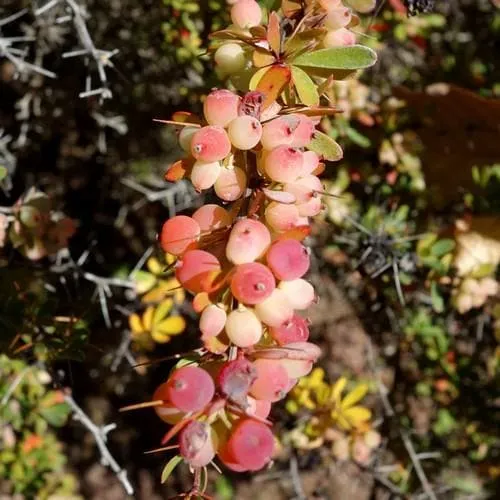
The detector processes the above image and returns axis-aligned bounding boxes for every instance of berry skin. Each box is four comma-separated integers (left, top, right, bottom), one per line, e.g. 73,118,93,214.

265,202,300,233
152,383,184,424
200,304,227,338
325,7,352,30
204,89,241,127
254,288,294,327
225,307,263,347
160,215,200,256
192,204,232,233
266,239,310,281
179,421,216,468
279,279,315,310
214,43,247,74
323,28,356,47
284,175,323,217
270,314,310,345
290,115,315,148
301,151,321,176
228,115,262,150
175,249,221,293
226,219,271,264
214,166,247,201
165,366,215,412
217,358,257,406
231,262,276,305
191,126,232,162
190,160,222,191
264,146,304,183
231,0,262,29
250,359,291,402
260,115,300,150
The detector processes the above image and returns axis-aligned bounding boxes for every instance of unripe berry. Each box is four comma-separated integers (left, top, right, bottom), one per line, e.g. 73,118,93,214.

290,115,315,148
179,420,216,468
200,304,227,338
230,0,262,29
214,43,247,74
269,314,310,345
265,202,300,233
301,151,321,176
284,175,323,216
347,0,376,13
153,383,185,424
214,167,247,201
323,28,356,47
175,249,221,293
204,89,241,127
190,160,222,191
217,358,257,405
179,126,198,152
192,204,232,233
228,115,262,150
231,262,276,305
250,359,291,402
260,115,300,150
226,219,271,264
191,126,231,162
225,307,263,347
165,366,215,412
325,7,352,29
266,239,310,281
254,288,294,327
264,146,304,183
160,215,200,256
279,279,315,310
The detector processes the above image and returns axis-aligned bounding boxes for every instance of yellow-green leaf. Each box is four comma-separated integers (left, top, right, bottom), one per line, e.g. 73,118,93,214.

291,66,319,106
155,316,186,336
128,313,144,334
308,130,343,161
161,455,183,484
142,306,155,331
341,383,369,409
249,66,270,91
153,299,174,324
331,377,347,403
256,65,292,109
293,45,377,71
342,406,372,426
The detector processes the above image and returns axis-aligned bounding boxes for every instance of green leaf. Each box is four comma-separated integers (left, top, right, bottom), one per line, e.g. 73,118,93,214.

430,282,444,313
292,45,377,71
291,66,319,106
215,475,234,500
308,130,343,161
0,166,7,182
430,238,455,257
345,126,371,148
433,409,457,436
161,455,183,484
39,403,70,427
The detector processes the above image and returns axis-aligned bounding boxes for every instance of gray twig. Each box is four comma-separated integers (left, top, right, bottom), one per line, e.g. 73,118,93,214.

64,392,134,495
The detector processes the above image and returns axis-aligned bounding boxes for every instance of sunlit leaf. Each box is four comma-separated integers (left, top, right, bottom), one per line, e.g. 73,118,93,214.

142,306,155,331
331,377,347,402
253,48,276,68
341,383,368,409
161,455,183,484
153,299,174,324
284,29,326,56
165,159,191,182
0,166,7,182
267,12,281,56
132,270,156,294
129,313,144,334
308,130,343,161
291,66,319,106
155,316,186,336
256,65,292,109
249,66,271,90
282,0,303,17
171,111,202,124
342,406,372,426
293,45,377,71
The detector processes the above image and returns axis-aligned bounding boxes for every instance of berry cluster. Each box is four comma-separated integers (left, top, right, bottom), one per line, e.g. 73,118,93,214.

156,87,322,471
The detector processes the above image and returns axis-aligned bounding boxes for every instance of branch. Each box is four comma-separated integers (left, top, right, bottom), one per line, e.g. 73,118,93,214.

63,392,134,496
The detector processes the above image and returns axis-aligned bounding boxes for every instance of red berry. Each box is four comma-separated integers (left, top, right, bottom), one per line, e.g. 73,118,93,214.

166,366,215,412
231,262,276,305
266,239,310,281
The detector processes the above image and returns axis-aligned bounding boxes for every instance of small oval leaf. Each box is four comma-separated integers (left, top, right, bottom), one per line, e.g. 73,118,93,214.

291,66,320,106
292,45,377,71
161,455,183,484
256,65,292,109
308,131,343,161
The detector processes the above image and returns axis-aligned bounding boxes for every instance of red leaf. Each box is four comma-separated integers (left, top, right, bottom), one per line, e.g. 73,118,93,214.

256,65,291,109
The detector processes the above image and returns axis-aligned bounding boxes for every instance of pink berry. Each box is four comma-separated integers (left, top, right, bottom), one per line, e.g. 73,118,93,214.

284,175,323,216
290,115,315,147
214,166,247,201
179,421,216,468
192,204,232,233
225,308,263,347
153,383,184,424
279,279,315,310
246,396,272,419
266,239,310,281
250,359,290,402
226,219,271,264
166,366,215,412
265,202,300,233
301,151,321,176
160,215,200,256
175,249,221,293
264,146,304,183
231,0,262,29
228,115,262,150
231,262,276,305
260,115,300,150
325,7,352,30
190,160,222,191
323,28,356,47
269,314,310,345
254,288,294,327
200,304,227,338
227,419,274,471
191,126,231,162
217,358,257,406
204,89,240,127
